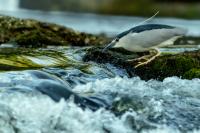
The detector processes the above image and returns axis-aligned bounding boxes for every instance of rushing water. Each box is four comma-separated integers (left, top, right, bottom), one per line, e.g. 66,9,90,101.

0,10,199,132
0,73,200,133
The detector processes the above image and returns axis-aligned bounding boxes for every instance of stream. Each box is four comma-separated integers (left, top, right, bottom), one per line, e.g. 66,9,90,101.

0,10,200,133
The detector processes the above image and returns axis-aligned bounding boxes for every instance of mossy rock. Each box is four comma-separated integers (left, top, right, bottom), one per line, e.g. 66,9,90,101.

0,15,108,47
13,30,67,47
135,50,200,80
83,46,200,80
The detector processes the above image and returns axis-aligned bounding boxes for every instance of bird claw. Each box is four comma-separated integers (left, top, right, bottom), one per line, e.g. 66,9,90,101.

129,48,161,68
127,56,149,62
134,60,151,68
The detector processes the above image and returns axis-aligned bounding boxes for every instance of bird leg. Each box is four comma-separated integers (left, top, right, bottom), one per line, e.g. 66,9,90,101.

128,48,161,68
128,54,152,62
135,48,161,68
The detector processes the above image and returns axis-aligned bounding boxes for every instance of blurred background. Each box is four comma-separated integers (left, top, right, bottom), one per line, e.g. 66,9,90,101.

0,0,200,37
0,0,200,19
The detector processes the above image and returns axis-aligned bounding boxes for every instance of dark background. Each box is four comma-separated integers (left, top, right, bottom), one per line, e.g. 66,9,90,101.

20,0,200,19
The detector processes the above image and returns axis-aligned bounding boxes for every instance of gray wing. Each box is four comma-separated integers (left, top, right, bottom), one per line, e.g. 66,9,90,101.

116,24,174,39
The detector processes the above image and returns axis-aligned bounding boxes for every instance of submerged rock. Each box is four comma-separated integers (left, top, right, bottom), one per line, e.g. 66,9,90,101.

83,47,200,80
34,80,106,111
0,15,108,47
0,70,111,111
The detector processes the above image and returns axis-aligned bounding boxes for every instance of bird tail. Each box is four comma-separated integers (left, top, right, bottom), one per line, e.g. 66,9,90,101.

174,27,188,36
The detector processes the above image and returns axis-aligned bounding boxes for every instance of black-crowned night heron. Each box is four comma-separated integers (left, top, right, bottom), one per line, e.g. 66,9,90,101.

103,24,187,68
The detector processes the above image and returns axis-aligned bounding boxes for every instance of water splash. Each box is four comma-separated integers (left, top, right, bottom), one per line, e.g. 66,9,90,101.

74,77,200,131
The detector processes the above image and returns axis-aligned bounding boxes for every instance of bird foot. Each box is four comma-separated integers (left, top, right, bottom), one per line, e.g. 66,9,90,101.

127,55,151,62
134,56,156,68
128,48,161,68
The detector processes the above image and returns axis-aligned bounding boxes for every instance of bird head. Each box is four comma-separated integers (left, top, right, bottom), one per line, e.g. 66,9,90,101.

102,38,119,52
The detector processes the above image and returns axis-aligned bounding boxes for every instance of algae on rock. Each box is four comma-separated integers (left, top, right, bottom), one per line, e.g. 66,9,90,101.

183,68,200,79
0,47,90,71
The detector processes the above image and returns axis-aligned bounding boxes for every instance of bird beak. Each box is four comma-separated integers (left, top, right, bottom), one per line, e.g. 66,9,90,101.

102,41,115,52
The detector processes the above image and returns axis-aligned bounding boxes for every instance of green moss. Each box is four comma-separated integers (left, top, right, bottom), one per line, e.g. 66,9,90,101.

152,56,199,76
183,68,200,79
135,50,200,80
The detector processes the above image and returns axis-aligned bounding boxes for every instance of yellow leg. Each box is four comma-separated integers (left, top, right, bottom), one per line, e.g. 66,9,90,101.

128,54,152,62
129,48,161,68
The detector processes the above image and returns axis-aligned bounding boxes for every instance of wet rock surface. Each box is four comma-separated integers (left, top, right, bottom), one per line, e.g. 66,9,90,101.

83,47,138,77
83,47,200,80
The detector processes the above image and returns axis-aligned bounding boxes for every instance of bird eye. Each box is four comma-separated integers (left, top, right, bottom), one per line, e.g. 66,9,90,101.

115,38,119,42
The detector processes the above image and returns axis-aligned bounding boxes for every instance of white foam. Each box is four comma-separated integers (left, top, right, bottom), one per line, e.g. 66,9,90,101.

0,93,133,133
74,76,200,98
0,76,199,132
